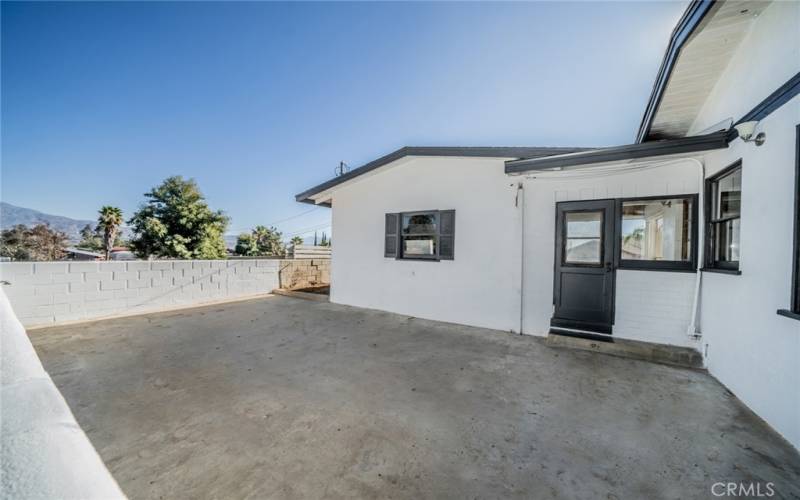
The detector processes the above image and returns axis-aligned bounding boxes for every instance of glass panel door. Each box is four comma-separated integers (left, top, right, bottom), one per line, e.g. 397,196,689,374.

564,211,603,264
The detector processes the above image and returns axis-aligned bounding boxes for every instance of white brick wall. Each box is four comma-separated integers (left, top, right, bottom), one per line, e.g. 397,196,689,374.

0,260,280,327
613,270,698,347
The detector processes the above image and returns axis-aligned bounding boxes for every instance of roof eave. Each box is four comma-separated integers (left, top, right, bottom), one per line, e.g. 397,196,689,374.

294,146,589,204
505,129,730,173
635,0,716,144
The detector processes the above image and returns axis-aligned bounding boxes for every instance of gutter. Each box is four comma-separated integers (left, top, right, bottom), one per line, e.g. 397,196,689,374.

295,146,590,204
505,130,728,174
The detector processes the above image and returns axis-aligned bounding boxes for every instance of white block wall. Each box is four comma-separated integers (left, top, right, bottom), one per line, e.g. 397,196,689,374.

1,290,126,498
613,270,697,347
0,260,280,327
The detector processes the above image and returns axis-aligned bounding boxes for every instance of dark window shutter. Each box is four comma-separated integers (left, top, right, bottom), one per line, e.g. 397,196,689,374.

439,210,455,260
385,213,399,258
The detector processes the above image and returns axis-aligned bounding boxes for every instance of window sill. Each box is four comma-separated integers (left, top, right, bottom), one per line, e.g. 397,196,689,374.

700,267,742,275
777,309,800,321
618,265,696,273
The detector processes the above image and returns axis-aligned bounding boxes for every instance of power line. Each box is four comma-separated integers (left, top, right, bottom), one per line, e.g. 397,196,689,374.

266,206,322,226
226,206,324,235
284,222,331,237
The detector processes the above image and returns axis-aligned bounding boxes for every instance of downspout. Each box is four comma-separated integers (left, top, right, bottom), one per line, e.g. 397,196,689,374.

686,157,705,340
516,181,525,335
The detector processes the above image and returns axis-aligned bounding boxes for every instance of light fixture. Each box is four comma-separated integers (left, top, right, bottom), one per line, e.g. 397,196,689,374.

734,120,766,146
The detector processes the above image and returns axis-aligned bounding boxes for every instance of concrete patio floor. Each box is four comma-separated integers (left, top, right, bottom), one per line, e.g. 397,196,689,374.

30,295,800,499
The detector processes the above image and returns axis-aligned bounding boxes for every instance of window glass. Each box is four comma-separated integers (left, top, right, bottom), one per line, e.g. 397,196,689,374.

565,239,601,263
708,163,742,270
714,218,741,263
402,214,437,235
566,211,602,237
401,212,438,258
713,168,742,219
621,198,692,261
565,211,602,264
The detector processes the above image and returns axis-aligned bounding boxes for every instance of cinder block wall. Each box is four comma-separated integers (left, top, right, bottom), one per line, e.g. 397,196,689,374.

278,259,331,290
0,260,280,327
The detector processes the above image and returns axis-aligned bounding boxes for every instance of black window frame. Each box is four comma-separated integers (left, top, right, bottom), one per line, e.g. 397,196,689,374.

399,210,440,261
793,126,800,314
614,193,699,272
561,208,606,267
778,124,800,321
385,209,455,261
704,160,743,273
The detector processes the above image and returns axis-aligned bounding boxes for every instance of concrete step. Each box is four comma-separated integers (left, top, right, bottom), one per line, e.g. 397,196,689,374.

272,288,329,302
545,332,704,370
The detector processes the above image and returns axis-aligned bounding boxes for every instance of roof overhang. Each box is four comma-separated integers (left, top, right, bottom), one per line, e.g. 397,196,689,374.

295,146,589,205
637,0,770,142
505,129,730,173
64,247,104,258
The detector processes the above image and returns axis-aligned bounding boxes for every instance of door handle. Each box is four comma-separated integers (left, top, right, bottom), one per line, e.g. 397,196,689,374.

605,263,613,272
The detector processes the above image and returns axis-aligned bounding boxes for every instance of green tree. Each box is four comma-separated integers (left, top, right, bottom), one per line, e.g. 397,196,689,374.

78,223,126,253
77,224,103,252
254,225,284,255
0,224,67,261
319,231,330,247
235,225,284,256
234,233,256,256
128,176,229,259
97,206,124,260
0,225,31,260
290,236,303,247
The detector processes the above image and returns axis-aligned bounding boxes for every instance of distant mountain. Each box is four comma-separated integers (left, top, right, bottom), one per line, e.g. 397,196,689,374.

0,202,95,242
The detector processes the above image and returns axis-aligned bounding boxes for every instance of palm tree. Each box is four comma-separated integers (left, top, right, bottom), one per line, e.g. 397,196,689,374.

97,206,124,261
290,236,303,247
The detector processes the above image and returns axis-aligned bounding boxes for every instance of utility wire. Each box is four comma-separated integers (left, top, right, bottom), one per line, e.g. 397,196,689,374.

265,206,322,226
226,206,324,235
284,222,331,237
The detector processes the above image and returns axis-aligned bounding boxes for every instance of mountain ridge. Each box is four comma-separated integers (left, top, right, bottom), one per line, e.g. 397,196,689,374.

0,202,95,242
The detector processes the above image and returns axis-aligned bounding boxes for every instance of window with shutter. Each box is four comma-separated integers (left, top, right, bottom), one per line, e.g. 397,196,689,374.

384,213,399,257
385,210,455,261
439,210,455,260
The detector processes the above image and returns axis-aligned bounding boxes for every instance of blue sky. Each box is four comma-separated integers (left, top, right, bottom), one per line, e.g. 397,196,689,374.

1,1,685,240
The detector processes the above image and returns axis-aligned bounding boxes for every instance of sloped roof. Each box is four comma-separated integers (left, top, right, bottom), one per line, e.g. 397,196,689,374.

295,146,589,205
637,0,770,142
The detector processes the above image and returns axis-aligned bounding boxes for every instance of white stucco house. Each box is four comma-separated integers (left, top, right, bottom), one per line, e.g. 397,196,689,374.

296,0,800,450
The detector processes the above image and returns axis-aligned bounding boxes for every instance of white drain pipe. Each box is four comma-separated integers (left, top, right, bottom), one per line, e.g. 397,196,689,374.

516,181,525,335
685,157,705,340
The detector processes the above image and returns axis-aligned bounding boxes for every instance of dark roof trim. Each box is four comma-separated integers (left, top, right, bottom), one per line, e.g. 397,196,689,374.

635,0,716,144
505,130,729,173
736,70,800,126
295,146,587,204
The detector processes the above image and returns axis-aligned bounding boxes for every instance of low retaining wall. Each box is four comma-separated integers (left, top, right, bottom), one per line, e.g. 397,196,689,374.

278,259,331,290
1,289,126,498
0,260,280,327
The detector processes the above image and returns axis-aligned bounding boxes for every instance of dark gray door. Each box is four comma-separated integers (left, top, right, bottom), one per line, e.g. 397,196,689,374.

551,200,616,334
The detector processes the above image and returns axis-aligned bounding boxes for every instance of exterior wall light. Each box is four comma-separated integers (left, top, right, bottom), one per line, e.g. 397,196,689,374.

734,120,766,146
